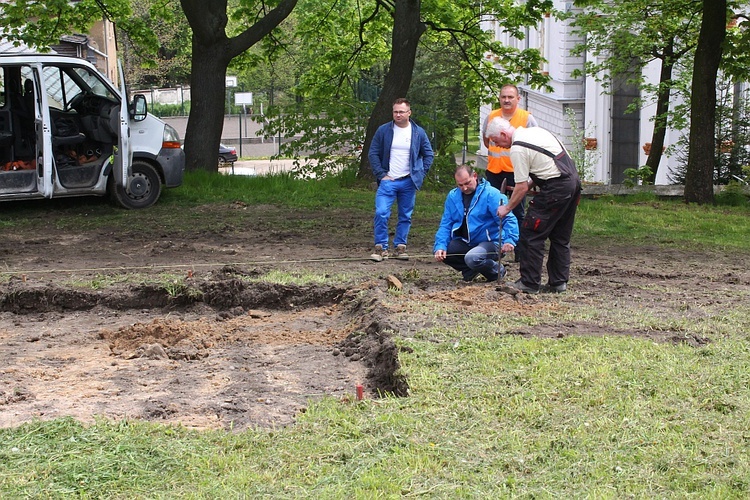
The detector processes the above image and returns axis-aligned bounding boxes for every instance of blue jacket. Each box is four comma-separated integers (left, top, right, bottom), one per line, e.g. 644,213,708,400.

369,119,434,190
433,179,519,252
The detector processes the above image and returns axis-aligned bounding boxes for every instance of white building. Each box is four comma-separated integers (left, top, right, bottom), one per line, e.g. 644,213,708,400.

479,2,679,185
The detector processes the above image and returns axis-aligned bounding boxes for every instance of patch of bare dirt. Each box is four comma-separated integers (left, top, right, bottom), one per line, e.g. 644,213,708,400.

0,283,405,430
1,202,748,431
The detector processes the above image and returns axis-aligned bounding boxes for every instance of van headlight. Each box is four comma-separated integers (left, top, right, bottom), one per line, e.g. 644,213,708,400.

162,124,182,149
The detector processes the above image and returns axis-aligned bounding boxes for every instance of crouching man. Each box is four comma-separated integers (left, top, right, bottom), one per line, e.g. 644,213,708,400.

433,165,519,282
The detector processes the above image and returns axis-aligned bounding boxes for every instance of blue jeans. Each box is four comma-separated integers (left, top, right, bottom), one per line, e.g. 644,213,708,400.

443,239,501,281
373,177,416,249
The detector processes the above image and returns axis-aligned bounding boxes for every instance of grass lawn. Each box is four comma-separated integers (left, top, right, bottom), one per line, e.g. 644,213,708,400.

2,172,750,497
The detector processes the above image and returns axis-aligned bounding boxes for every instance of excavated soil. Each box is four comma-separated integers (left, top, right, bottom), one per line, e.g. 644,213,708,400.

0,199,747,431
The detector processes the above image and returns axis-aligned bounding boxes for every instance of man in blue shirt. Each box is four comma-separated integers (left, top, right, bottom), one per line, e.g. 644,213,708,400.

434,165,519,282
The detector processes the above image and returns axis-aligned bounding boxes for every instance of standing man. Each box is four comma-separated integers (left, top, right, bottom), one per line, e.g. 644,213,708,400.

481,84,537,261
485,117,581,294
369,98,434,262
434,165,518,283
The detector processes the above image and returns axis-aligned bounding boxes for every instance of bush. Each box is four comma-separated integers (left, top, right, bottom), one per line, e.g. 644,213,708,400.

149,102,191,117
715,182,750,206
424,154,460,190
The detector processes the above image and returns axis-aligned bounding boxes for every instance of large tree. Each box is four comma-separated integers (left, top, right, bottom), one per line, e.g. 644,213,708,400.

356,0,552,178
359,0,425,177
684,0,726,204
180,0,298,171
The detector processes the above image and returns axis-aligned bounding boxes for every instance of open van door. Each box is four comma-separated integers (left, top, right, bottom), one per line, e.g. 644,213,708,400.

34,67,55,198
114,60,132,189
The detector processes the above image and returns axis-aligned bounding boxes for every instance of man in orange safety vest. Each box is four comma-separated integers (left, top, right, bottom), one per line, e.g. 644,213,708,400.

481,84,537,262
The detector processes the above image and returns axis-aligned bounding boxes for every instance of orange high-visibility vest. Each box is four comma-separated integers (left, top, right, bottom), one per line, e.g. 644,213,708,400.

486,108,532,174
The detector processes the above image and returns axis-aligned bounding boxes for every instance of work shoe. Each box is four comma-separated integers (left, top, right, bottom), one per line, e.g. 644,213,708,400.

541,282,567,293
462,270,479,282
370,244,389,262
507,279,539,294
393,244,409,260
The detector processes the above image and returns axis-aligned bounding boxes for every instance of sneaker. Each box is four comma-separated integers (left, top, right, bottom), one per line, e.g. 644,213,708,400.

499,264,507,281
370,244,389,262
393,244,409,261
507,279,539,294
541,282,567,293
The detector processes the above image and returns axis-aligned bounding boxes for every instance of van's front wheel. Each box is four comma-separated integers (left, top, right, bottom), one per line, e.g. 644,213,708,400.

108,160,162,209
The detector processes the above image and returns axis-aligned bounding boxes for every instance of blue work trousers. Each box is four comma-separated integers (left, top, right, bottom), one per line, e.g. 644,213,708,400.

373,177,416,249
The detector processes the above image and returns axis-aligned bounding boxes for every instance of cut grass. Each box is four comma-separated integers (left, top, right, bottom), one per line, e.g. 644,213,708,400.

3,333,750,497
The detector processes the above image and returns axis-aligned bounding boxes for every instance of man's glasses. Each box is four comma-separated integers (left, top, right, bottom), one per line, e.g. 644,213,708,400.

393,110,410,115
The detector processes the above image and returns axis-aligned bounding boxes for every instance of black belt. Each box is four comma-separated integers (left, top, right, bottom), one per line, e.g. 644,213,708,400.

394,174,411,180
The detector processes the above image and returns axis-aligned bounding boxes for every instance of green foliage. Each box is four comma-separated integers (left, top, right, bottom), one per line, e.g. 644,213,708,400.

261,99,372,179
715,182,750,207
570,0,700,167
0,0,162,63
120,0,192,88
670,83,750,186
712,81,750,184
244,0,553,179
423,153,460,191
0,0,122,50
720,2,750,82
622,166,654,188
149,101,191,117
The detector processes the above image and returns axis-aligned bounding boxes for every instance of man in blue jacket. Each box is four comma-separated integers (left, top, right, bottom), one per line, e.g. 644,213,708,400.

369,98,434,261
434,165,519,282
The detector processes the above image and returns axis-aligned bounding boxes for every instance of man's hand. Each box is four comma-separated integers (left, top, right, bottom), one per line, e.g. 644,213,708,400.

501,243,514,254
434,250,446,262
497,204,512,218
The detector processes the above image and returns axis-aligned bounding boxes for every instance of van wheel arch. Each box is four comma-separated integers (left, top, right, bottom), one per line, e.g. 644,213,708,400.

108,160,163,209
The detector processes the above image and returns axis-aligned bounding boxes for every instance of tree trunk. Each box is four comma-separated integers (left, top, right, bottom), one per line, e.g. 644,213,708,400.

729,80,742,173
180,0,298,172
645,39,675,183
184,40,232,172
358,0,426,179
684,0,726,204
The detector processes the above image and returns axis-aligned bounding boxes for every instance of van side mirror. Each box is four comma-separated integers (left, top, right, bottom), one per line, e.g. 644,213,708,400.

130,94,148,122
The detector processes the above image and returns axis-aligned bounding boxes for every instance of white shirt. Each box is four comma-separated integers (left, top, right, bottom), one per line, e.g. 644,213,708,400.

510,127,567,183
387,122,412,178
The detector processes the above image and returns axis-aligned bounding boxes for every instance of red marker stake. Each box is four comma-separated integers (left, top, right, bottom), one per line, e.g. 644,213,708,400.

356,384,364,401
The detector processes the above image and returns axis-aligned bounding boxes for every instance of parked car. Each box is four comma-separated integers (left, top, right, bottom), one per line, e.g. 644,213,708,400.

0,52,184,209
219,144,238,167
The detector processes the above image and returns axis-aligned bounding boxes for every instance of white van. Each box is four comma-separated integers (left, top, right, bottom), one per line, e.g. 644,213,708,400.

0,53,185,208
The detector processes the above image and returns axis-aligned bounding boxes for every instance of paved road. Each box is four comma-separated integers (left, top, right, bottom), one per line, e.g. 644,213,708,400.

163,115,282,158
219,158,316,176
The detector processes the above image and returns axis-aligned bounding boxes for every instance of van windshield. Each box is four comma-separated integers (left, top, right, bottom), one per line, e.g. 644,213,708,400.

42,65,117,110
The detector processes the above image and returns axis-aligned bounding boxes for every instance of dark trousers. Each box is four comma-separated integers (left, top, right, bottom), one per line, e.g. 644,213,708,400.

485,170,525,261
519,176,581,289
